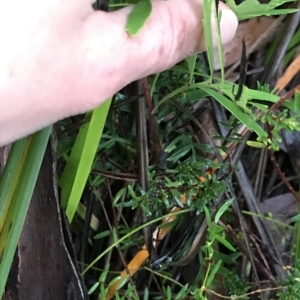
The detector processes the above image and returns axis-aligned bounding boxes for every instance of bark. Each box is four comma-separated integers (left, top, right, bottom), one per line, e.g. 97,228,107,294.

1,139,88,300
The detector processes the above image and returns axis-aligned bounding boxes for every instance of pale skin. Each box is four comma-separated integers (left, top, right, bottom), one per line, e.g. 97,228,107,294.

0,0,238,146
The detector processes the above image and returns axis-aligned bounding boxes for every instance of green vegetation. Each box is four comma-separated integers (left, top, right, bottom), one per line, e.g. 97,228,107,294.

1,0,300,299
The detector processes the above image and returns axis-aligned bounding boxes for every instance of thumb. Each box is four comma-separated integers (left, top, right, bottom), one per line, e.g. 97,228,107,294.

196,1,238,52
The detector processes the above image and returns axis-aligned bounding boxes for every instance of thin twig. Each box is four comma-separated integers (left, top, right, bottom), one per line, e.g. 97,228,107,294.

270,83,300,112
265,84,300,202
268,148,300,202
142,77,161,161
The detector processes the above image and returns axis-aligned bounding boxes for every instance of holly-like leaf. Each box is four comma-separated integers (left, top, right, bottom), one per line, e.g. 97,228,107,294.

226,0,298,20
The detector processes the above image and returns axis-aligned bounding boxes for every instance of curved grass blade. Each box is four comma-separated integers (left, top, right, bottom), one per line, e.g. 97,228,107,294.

201,87,267,139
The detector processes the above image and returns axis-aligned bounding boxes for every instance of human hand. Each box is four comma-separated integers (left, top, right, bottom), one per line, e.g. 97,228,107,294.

0,0,238,146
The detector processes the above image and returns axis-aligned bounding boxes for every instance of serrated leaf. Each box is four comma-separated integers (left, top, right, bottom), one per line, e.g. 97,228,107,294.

226,0,298,20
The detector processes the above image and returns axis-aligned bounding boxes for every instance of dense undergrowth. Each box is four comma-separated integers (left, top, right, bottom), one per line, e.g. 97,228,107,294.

1,0,300,299
55,1,300,299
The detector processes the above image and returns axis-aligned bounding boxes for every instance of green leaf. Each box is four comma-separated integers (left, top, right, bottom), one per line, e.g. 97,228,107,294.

99,265,110,283
204,205,212,230
226,0,298,20
167,286,172,300
203,0,215,80
109,274,130,289
247,141,267,148
175,284,189,300
214,198,234,223
167,144,192,162
206,260,222,287
209,224,224,240
294,91,300,112
165,181,183,188
250,102,269,112
0,128,51,297
157,219,177,229
125,0,152,36
113,187,127,205
141,203,152,215
291,214,300,223
112,228,118,245
93,230,111,240
214,3,226,82
143,288,149,300
128,184,137,200
186,55,197,84
88,282,99,295
201,87,267,139
59,99,111,222
247,89,280,102
215,234,236,252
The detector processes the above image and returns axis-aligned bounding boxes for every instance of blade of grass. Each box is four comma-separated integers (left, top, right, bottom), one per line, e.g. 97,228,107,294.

216,8,225,86
59,99,112,222
201,87,268,139
0,140,27,233
186,55,197,84
203,0,214,81
0,127,51,297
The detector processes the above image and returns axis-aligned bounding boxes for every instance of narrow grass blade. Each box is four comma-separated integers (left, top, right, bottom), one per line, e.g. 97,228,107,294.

60,99,112,222
203,0,214,80
201,87,267,139
0,127,51,297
